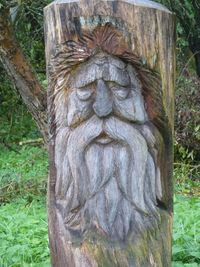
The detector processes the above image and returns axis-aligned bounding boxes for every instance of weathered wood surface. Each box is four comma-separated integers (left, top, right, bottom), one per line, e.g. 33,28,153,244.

44,1,175,266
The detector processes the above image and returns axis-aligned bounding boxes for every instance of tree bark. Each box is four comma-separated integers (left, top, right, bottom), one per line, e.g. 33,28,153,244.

45,1,175,266
0,8,48,143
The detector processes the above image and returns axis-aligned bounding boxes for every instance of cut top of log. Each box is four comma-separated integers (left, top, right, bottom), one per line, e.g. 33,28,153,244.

46,0,171,13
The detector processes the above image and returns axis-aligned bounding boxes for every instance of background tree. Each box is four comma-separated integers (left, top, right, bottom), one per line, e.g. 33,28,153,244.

156,0,200,158
158,0,200,77
0,0,51,143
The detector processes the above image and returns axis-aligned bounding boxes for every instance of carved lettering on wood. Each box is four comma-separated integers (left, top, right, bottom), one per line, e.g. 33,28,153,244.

47,23,173,266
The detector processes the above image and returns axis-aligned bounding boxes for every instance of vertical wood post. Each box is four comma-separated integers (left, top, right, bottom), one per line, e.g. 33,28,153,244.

44,1,175,266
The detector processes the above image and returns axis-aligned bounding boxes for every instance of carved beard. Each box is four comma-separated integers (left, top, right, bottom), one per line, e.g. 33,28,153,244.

55,116,160,241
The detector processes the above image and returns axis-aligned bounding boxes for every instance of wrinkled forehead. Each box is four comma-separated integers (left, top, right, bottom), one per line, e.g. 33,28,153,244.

70,54,137,88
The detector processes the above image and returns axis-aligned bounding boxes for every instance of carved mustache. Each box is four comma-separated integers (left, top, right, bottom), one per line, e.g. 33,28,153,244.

68,115,147,148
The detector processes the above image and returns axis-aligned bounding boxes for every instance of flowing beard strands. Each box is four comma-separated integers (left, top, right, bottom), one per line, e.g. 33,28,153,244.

54,116,160,241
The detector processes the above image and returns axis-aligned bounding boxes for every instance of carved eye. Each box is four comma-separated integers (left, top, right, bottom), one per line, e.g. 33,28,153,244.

76,88,93,101
112,86,129,100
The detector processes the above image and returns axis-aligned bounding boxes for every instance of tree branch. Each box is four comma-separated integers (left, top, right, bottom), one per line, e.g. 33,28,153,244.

0,8,48,144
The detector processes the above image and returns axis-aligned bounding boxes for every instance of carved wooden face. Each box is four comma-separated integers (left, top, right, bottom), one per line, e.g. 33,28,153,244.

68,54,148,129
55,53,162,241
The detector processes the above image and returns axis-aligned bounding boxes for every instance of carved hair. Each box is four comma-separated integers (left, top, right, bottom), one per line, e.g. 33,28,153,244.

49,23,168,138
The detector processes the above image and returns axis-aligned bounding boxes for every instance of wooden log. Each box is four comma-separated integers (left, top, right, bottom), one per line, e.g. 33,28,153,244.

44,1,175,266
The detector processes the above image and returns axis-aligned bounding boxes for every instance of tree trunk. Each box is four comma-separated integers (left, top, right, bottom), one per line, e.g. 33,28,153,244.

44,1,175,266
0,8,48,143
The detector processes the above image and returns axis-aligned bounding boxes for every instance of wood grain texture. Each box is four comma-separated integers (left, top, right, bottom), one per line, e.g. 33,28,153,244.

44,1,175,266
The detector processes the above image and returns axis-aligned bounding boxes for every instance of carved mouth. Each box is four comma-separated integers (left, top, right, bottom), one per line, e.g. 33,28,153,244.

95,131,113,145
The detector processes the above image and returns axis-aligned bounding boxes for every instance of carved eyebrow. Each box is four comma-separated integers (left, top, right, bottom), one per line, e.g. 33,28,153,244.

75,76,96,88
75,71,130,88
74,63,130,88
78,79,129,90
78,81,95,89
105,65,130,86
77,78,130,89
73,65,97,88
103,72,130,86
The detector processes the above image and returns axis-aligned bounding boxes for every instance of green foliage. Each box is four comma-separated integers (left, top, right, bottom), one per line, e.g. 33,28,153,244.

0,145,48,203
1,192,199,266
0,144,199,266
174,162,200,197
0,66,41,144
0,145,49,265
13,0,53,73
0,196,50,267
173,262,199,267
175,75,200,155
0,0,18,9
156,0,200,77
173,196,200,265
0,0,50,147
157,0,200,38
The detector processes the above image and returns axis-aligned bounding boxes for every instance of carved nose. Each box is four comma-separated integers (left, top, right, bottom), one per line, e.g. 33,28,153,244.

93,79,112,117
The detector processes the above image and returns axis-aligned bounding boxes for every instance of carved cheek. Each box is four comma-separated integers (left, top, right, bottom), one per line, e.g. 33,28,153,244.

112,87,129,100
113,91,148,123
76,88,93,101
67,91,93,127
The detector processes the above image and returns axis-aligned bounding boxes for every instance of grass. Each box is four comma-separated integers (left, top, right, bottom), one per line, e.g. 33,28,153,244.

0,197,50,267
0,145,48,203
174,162,200,197
173,196,200,266
0,145,200,267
